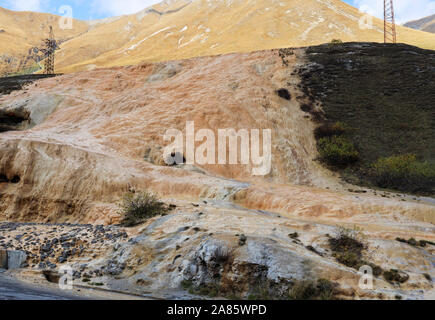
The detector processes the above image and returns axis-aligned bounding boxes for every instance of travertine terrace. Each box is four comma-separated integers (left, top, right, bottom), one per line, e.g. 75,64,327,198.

0,45,433,299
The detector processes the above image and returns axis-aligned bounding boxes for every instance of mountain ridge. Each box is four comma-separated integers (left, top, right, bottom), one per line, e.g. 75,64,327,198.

404,13,435,33
1,0,435,75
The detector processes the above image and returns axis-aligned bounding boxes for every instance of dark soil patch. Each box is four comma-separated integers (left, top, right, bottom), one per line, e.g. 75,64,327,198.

276,88,291,100
329,233,365,269
297,42,435,195
0,74,57,96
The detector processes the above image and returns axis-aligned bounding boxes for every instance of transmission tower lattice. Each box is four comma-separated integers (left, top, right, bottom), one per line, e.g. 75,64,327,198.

384,0,397,43
44,26,57,74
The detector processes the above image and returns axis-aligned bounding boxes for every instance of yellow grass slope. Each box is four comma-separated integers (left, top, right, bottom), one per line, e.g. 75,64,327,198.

0,6,88,74
55,0,435,73
1,0,435,74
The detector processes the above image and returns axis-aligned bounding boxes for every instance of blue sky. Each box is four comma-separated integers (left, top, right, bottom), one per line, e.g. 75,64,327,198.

0,0,434,23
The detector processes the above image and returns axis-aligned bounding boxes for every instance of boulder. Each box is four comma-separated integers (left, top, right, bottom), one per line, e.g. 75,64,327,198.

7,250,27,269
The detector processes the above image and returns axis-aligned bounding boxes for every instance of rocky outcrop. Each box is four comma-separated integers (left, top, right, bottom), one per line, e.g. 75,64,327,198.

0,222,128,271
0,75,60,132
0,249,27,269
0,46,433,299
0,249,7,268
7,250,27,269
0,48,433,224
58,202,433,299
0,49,333,223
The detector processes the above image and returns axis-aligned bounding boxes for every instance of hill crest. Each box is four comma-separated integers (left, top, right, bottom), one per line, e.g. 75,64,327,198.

1,0,435,75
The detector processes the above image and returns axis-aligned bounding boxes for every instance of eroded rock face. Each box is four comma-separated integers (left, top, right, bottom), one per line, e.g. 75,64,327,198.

0,222,129,271
0,49,334,222
0,48,432,224
0,249,27,269
63,202,433,299
0,106,29,132
0,75,61,133
6,250,27,269
0,47,433,299
0,94,62,132
178,238,314,297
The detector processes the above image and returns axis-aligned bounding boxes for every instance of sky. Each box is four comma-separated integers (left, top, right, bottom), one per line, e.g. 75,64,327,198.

0,0,434,23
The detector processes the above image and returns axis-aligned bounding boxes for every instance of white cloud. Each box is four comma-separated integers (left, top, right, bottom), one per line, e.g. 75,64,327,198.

91,0,162,16
354,0,435,24
5,0,44,12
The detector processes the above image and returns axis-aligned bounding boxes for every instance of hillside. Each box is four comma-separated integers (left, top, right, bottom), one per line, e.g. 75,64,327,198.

0,43,434,299
298,42,435,194
405,13,435,33
54,0,435,73
2,0,435,75
0,6,89,75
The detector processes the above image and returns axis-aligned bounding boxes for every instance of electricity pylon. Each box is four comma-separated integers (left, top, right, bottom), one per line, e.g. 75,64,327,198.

44,26,57,74
384,0,397,43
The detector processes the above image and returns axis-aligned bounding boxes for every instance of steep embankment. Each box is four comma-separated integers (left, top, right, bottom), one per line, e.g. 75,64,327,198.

0,48,337,224
297,42,435,194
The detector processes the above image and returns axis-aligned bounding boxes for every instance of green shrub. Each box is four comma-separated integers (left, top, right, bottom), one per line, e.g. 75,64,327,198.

89,282,104,286
328,39,343,48
288,280,316,300
181,280,222,298
328,39,343,49
395,237,407,244
335,251,361,268
316,279,337,300
288,232,299,239
366,263,383,277
181,280,194,290
329,226,365,269
120,191,169,227
383,269,409,283
288,279,337,300
396,237,435,247
314,122,346,139
419,240,435,247
371,154,435,193
407,237,417,246
318,136,359,166
247,286,272,300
